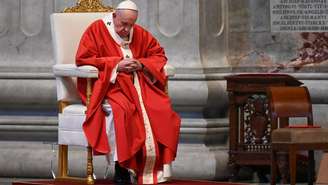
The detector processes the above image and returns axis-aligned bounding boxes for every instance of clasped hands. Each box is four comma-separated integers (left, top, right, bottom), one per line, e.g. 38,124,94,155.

117,58,143,73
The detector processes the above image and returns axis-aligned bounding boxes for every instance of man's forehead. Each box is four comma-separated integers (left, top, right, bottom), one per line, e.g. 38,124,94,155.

116,10,138,21
116,9,137,16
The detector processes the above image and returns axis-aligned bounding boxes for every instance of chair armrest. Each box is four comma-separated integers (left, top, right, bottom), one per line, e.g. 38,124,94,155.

54,64,174,78
53,64,98,78
164,64,176,77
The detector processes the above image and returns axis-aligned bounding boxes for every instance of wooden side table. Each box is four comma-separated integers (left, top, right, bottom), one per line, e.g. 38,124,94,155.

225,74,302,180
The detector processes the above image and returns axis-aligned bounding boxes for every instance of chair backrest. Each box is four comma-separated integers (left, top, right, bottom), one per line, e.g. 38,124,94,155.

51,13,108,102
51,13,107,65
267,86,313,127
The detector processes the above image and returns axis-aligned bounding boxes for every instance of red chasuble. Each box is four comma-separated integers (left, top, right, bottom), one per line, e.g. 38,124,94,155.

76,18,181,183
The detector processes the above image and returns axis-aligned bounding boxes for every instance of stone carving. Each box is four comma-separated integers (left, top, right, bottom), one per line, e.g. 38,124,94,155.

20,0,44,36
63,0,113,12
156,0,183,37
0,1,9,38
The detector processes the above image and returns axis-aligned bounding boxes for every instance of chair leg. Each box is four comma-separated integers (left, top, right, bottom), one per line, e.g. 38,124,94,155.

271,149,277,185
86,146,94,185
308,150,314,185
278,152,289,184
289,147,297,185
58,145,68,178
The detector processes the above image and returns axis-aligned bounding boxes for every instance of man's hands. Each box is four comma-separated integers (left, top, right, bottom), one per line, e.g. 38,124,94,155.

117,58,143,73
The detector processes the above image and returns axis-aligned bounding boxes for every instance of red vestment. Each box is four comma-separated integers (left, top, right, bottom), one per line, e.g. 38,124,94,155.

76,19,181,183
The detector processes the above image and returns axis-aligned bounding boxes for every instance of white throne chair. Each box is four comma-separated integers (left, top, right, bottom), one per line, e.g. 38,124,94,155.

51,12,108,184
51,8,176,185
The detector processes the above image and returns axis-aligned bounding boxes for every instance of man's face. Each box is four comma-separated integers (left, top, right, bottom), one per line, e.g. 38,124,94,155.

113,10,138,38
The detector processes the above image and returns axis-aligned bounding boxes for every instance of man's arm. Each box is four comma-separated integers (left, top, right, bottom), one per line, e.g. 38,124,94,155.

136,30,168,88
76,21,121,71
76,21,122,103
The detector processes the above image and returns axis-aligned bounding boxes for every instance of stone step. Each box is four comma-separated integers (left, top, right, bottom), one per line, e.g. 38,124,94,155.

0,116,57,141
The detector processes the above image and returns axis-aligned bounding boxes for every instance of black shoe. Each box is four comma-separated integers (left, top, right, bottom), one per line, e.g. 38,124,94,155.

114,162,131,184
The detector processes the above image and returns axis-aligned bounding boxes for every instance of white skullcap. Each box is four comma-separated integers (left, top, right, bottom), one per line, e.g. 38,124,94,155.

116,0,138,11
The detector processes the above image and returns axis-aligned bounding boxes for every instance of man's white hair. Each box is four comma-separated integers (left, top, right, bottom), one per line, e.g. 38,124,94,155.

116,0,138,11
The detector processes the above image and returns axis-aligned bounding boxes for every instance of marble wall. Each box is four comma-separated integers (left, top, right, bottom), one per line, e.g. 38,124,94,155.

0,0,327,180
0,0,229,115
228,0,328,71
227,0,328,125
0,0,231,180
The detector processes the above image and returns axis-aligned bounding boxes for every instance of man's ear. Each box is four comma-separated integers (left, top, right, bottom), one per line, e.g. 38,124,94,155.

113,12,117,18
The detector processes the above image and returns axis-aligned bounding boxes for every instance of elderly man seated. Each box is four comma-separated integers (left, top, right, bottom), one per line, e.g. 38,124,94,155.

75,0,181,184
